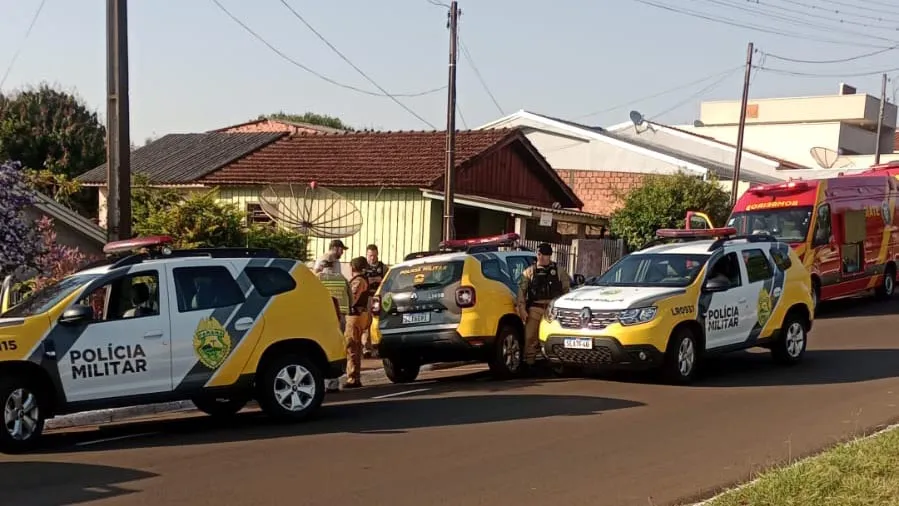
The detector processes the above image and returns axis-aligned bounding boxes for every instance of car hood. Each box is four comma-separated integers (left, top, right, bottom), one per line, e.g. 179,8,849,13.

554,285,687,311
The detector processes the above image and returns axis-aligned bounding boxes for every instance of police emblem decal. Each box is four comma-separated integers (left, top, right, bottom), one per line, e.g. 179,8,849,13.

193,316,233,370
580,307,592,327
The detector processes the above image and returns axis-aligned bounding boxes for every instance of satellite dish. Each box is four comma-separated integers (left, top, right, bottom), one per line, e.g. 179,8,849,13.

258,182,364,239
810,147,839,168
629,110,645,126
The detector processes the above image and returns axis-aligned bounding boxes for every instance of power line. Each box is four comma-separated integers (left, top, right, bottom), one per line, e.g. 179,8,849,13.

742,0,899,31
762,46,898,64
572,65,743,120
0,0,48,90
755,64,899,77
210,0,445,100
458,38,504,115
630,0,894,48
275,0,437,129
649,66,742,120
816,0,899,17
779,0,899,25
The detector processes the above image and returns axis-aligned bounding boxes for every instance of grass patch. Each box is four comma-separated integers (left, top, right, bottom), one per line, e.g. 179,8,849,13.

703,426,899,506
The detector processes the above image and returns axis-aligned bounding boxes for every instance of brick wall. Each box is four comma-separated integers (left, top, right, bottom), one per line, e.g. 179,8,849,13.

556,169,646,216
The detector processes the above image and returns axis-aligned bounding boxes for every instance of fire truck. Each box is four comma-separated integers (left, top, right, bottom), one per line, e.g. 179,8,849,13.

687,174,899,308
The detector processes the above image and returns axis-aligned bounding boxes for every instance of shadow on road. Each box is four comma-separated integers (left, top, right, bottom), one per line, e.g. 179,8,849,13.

41,394,643,453
0,461,157,506
696,348,899,387
814,295,899,319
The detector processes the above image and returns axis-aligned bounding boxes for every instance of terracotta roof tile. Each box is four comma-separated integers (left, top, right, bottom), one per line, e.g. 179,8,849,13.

200,129,517,187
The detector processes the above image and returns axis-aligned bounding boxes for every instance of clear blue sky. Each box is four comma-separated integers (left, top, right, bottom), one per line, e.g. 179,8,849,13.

2,0,898,142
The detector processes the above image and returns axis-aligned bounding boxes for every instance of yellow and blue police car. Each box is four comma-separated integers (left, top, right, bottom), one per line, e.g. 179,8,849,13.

539,227,815,383
0,236,346,453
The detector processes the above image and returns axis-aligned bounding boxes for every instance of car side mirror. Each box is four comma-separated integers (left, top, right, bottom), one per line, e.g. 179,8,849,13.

59,305,94,325
572,274,586,287
702,277,730,293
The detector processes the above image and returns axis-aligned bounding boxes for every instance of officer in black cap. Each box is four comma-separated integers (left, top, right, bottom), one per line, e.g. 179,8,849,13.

517,243,571,368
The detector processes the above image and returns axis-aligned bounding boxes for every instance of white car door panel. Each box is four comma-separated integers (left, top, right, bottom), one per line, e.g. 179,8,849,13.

702,251,754,350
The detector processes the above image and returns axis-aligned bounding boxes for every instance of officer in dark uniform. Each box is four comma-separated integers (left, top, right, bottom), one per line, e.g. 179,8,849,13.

517,243,571,367
362,244,388,358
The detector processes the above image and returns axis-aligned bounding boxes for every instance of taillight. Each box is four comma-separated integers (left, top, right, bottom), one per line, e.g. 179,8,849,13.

455,286,476,308
370,295,381,315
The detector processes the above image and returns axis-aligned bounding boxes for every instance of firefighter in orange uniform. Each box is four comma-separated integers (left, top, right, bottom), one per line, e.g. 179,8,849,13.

344,256,371,388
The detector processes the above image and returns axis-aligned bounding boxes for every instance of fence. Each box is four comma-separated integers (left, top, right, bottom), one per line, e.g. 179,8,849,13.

522,238,626,276
522,239,578,273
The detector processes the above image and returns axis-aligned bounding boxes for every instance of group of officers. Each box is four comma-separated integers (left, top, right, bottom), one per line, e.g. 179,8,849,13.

314,239,573,390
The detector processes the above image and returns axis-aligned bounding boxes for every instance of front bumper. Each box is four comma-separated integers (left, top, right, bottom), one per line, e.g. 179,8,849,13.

377,328,495,365
542,335,664,369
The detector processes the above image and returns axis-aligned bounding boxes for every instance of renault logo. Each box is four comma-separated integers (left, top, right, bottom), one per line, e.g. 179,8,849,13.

580,307,592,327
410,292,418,300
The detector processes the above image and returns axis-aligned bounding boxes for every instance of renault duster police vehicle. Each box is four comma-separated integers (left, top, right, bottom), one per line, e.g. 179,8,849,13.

369,233,545,383
0,236,346,453
539,227,814,383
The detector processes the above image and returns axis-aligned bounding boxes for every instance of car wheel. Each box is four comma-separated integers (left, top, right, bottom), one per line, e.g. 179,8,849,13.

256,354,325,422
383,357,421,384
660,327,700,384
488,324,523,379
0,377,46,454
772,313,807,365
191,395,249,418
875,266,896,300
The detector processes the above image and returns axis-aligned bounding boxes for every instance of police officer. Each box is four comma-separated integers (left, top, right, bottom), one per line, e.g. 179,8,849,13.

517,243,571,368
316,260,351,392
362,244,388,358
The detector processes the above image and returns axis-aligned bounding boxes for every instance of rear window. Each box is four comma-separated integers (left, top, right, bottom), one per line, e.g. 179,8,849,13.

380,260,464,292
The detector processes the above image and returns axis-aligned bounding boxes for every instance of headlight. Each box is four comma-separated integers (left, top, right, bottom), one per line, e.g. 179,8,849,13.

617,306,657,326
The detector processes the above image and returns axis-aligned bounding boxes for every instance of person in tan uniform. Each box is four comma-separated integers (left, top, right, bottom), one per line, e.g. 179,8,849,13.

344,256,371,389
517,243,571,368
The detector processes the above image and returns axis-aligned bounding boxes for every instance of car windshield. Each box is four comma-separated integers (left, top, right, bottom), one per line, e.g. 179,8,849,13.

379,260,464,293
1,274,101,318
588,253,710,288
727,207,813,243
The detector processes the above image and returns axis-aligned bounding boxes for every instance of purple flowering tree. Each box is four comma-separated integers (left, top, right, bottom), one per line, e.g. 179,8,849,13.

30,216,98,291
0,161,40,275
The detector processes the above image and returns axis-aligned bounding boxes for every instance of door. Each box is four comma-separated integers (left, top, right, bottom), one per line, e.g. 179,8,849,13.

810,204,841,299
166,261,250,392
701,252,756,350
738,248,778,339
55,268,173,403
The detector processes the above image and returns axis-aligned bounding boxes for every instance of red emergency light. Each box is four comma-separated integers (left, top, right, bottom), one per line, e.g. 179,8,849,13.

655,227,737,239
103,235,174,255
439,232,520,249
748,180,810,195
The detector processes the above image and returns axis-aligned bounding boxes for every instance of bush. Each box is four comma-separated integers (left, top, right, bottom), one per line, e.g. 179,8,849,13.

246,225,309,261
609,171,731,250
136,188,245,249
0,161,40,276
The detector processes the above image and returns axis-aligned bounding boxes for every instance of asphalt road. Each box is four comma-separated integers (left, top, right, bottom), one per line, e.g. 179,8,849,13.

3,296,899,506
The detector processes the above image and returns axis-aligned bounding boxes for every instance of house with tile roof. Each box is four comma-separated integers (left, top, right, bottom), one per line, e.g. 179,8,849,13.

478,110,788,216
210,117,347,135
77,128,603,265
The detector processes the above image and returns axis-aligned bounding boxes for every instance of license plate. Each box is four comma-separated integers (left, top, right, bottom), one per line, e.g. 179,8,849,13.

402,312,430,324
563,337,593,350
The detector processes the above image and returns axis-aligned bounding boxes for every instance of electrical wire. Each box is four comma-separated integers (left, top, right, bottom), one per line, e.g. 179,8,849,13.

210,0,445,102
630,0,895,48
755,64,899,78
0,0,48,90
816,0,899,17
761,45,898,64
572,65,743,120
275,0,437,129
779,0,899,25
740,0,899,31
649,66,742,120
459,38,504,115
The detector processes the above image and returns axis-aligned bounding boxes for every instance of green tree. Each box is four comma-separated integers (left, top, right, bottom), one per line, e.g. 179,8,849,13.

246,225,309,261
609,171,731,250
258,111,353,131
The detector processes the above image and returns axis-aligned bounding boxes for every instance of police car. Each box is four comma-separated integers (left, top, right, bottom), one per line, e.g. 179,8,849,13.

0,236,346,453
539,227,815,383
368,234,542,383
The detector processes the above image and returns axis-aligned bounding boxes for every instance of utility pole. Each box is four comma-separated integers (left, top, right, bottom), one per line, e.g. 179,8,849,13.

875,73,887,166
732,42,753,206
442,1,459,242
106,0,132,241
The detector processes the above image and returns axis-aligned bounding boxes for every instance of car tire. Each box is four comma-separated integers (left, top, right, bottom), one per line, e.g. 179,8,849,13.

383,357,421,384
191,395,249,418
0,376,47,454
660,326,700,384
771,313,807,365
487,324,524,379
875,265,896,300
256,354,325,422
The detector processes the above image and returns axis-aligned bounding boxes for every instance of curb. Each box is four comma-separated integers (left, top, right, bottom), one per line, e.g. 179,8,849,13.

45,362,473,430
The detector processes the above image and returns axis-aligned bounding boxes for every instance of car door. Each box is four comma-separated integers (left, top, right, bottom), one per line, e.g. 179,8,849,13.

737,248,777,339
54,267,173,403
165,261,251,393
701,251,756,350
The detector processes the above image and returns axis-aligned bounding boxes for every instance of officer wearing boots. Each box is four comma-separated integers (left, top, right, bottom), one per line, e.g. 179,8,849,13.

344,257,372,389
517,243,571,368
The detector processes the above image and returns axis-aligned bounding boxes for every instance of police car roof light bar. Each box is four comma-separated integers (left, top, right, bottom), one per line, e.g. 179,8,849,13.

439,232,521,250
655,227,737,239
103,235,174,255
